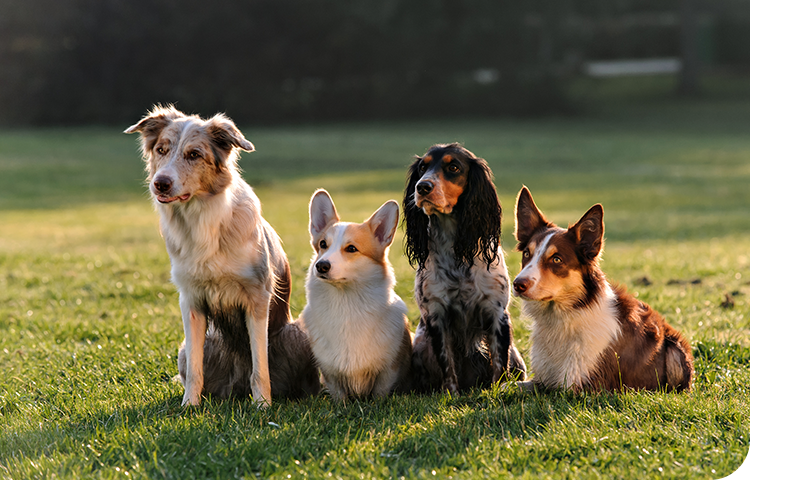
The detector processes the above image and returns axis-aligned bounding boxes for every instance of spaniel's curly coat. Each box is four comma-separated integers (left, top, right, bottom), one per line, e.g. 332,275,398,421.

403,143,527,393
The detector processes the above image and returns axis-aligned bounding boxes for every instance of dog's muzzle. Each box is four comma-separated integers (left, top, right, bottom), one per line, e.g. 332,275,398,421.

152,175,191,204
512,276,534,297
153,176,173,194
315,260,331,277
416,180,434,196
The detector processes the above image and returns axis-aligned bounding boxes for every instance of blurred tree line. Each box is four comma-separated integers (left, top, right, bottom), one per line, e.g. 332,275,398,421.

0,0,748,126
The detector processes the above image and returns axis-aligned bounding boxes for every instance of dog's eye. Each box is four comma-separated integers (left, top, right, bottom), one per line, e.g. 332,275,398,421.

551,255,562,264
447,163,460,173
187,150,201,160
345,245,358,253
418,163,428,173
319,240,327,249
156,146,167,155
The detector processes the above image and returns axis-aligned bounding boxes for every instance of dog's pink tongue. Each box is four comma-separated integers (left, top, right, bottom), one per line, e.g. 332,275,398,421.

157,194,190,203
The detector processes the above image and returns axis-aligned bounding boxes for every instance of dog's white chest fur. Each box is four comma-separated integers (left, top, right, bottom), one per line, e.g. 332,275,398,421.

301,270,407,387
523,283,621,389
162,182,273,305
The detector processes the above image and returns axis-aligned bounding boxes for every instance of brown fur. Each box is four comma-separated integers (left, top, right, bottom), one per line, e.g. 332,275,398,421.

125,105,319,405
301,190,412,400
588,285,695,391
404,143,527,394
513,186,694,392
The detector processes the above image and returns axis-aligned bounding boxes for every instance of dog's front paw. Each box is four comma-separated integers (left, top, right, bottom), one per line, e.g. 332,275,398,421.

251,380,272,408
442,380,460,395
515,380,540,394
181,392,202,406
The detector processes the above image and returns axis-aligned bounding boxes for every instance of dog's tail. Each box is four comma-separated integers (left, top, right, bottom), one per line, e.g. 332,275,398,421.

663,329,694,391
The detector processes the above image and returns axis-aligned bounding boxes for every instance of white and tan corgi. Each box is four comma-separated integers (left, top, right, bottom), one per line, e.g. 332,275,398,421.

512,186,694,392
298,189,412,400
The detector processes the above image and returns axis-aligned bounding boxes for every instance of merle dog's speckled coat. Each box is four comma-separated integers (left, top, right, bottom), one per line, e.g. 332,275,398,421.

125,106,319,405
403,143,526,393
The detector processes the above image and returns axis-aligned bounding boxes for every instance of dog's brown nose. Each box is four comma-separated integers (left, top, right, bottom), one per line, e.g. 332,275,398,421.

153,177,172,194
315,260,331,274
416,180,434,196
513,277,532,295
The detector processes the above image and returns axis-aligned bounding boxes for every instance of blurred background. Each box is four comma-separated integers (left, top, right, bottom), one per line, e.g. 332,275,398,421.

0,0,748,127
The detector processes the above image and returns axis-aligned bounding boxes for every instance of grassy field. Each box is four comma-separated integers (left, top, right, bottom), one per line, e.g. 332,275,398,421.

0,79,749,479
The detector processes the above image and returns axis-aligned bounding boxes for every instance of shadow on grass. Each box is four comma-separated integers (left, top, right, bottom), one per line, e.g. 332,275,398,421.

0,340,749,479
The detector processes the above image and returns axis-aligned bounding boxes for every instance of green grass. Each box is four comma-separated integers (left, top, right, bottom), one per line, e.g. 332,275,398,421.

0,82,749,479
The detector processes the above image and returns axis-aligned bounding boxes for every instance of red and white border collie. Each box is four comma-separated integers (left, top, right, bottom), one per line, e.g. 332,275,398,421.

512,186,694,392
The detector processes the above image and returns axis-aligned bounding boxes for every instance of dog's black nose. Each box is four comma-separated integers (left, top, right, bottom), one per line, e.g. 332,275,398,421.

513,277,532,295
416,180,434,196
153,177,172,194
315,260,331,274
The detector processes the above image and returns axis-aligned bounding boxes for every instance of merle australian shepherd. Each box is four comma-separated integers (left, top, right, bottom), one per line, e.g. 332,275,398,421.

512,186,694,392
403,143,527,393
125,105,319,406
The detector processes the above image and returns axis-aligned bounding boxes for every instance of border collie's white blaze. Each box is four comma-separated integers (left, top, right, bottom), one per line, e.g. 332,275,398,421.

513,186,694,392
299,189,412,400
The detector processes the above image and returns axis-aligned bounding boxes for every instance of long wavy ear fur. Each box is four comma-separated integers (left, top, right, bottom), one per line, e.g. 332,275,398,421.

454,154,501,268
402,156,430,268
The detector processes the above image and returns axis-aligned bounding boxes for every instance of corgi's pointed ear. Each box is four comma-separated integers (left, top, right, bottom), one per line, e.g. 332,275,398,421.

570,204,604,261
367,200,399,248
309,189,339,239
206,114,255,152
515,186,549,243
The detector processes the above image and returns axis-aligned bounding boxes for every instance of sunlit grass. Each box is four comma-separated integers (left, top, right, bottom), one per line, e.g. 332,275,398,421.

0,96,749,479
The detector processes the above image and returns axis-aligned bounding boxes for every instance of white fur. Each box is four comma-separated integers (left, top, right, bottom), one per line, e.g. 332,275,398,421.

521,282,621,389
419,215,511,325
301,259,409,396
159,171,277,406
415,213,515,391
126,108,280,407
300,190,410,399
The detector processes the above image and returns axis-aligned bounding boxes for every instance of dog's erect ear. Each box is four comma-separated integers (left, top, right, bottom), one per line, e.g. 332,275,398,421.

515,186,549,244
570,204,604,261
124,105,184,154
309,189,340,240
366,200,399,248
205,114,255,153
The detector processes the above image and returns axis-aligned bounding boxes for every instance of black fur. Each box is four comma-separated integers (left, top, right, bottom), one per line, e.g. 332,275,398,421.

403,143,527,393
402,143,502,270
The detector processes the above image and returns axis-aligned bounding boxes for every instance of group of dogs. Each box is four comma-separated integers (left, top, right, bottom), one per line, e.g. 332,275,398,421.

125,106,694,407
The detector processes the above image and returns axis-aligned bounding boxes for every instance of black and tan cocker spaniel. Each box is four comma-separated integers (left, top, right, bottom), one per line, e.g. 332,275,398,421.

403,142,527,393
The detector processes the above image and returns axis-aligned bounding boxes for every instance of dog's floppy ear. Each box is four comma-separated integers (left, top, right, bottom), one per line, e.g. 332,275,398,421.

454,153,501,268
366,200,399,248
309,189,340,241
205,114,255,153
124,105,183,154
402,155,430,268
515,186,550,245
570,203,604,262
